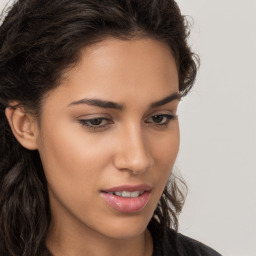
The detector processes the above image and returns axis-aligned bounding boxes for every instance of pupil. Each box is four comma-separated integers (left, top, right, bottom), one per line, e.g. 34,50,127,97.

152,115,163,123
91,118,102,125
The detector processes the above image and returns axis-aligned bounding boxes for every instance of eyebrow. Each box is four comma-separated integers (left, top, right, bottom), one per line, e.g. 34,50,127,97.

68,92,181,110
150,92,181,108
69,98,124,110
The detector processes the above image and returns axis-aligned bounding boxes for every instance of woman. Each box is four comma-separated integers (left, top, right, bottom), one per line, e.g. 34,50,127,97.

0,0,221,255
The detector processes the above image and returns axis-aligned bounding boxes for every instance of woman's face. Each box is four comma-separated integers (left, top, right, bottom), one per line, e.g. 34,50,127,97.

36,37,180,240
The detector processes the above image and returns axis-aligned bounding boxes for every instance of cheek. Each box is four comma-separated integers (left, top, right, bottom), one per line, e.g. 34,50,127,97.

150,126,180,189
37,121,112,201
153,126,180,168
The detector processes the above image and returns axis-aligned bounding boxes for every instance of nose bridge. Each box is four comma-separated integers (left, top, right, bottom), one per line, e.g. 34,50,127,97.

114,122,154,173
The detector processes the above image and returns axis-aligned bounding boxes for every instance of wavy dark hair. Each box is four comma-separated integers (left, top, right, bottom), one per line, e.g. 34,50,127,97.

0,0,198,255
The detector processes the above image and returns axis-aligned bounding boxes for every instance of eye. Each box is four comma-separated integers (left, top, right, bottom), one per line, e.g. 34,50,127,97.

145,114,177,126
78,117,112,131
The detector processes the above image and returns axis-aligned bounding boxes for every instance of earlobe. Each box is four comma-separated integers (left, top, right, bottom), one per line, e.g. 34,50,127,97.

5,103,38,150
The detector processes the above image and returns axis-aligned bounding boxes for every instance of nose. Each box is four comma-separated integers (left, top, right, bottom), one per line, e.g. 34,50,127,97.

113,125,154,174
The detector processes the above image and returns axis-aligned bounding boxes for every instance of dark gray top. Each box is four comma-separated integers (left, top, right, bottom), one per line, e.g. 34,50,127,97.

148,218,222,256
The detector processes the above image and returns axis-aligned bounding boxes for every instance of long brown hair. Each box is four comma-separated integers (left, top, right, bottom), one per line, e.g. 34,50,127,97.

0,0,198,255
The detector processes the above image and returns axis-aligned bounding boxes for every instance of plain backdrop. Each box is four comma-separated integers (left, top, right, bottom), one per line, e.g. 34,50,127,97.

1,1,256,256
175,1,256,256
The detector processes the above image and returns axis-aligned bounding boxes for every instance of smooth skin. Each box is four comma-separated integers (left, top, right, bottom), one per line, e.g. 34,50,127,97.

6,37,180,256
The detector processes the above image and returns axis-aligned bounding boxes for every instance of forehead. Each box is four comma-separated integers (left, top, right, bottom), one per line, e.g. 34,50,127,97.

43,37,179,109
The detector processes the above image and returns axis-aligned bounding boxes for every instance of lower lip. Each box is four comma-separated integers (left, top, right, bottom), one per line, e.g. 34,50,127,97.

101,192,150,213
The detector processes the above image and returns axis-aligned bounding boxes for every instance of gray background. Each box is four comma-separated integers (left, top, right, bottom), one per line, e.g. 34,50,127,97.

1,0,256,255
176,1,256,255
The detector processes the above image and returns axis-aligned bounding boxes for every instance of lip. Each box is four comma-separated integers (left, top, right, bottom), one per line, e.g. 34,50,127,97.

103,184,152,193
101,184,152,213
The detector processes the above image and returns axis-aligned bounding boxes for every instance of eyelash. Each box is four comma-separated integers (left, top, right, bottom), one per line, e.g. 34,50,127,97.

78,114,177,131
78,118,112,131
145,114,177,127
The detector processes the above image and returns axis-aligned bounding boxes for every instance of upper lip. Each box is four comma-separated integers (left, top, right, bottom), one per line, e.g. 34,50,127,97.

102,184,152,193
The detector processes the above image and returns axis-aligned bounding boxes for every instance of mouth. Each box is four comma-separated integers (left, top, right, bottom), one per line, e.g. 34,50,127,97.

101,184,152,213
105,191,145,198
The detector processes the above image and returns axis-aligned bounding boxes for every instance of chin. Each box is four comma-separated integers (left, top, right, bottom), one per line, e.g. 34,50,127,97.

95,213,152,240
102,226,147,240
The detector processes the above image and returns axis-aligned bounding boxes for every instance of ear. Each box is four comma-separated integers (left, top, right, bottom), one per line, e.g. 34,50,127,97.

5,102,38,150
